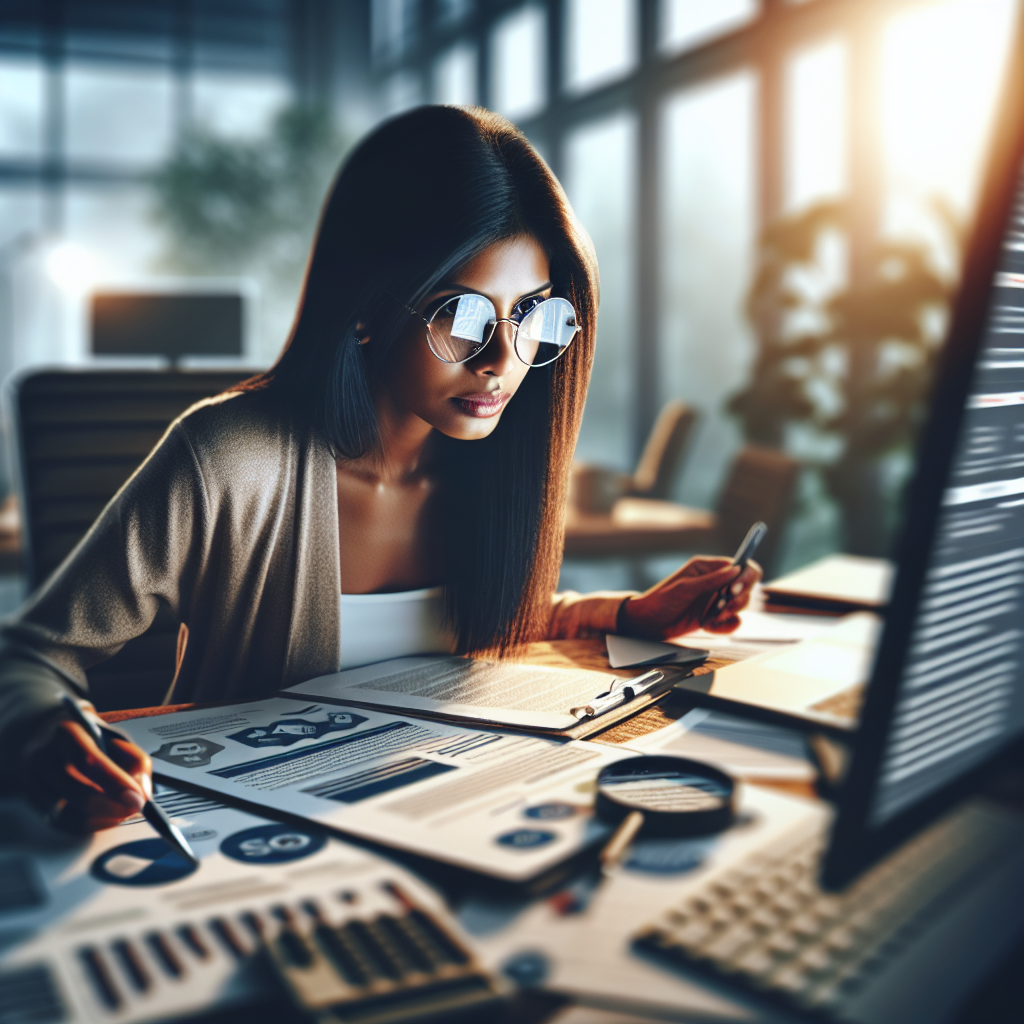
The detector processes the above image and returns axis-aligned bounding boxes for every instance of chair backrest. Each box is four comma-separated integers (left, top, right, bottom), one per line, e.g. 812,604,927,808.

631,400,698,500
714,445,800,573
13,368,255,709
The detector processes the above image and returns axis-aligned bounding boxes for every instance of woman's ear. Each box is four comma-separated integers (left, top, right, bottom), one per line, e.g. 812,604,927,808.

354,320,371,346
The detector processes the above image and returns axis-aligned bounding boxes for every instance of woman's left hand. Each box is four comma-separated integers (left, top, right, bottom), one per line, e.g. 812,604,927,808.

618,556,762,640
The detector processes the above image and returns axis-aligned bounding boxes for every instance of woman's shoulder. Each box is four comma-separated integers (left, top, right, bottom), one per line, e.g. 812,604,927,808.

171,388,309,470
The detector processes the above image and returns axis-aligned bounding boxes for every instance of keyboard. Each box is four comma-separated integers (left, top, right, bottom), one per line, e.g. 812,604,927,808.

633,802,1019,1020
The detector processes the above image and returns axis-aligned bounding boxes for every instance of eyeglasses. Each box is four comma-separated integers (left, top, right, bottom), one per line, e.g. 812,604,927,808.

406,293,580,367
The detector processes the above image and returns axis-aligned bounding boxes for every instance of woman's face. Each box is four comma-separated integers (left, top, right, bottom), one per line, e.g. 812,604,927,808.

376,234,551,442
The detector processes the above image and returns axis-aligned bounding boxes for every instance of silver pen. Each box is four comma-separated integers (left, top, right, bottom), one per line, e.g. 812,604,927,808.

570,669,665,720
61,695,199,865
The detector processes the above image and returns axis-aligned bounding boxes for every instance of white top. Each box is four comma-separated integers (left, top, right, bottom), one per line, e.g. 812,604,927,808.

339,586,455,669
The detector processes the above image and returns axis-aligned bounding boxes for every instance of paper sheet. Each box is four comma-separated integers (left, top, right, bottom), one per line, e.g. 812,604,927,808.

763,554,894,608
464,785,823,1021
117,697,631,883
0,784,464,1024
285,655,634,731
618,707,815,781
666,609,844,662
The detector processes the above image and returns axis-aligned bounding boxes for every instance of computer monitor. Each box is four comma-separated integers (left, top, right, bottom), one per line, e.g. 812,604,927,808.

91,291,244,361
822,25,1024,890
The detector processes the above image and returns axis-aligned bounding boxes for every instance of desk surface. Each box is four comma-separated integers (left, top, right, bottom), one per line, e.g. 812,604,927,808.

96,637,1021,1023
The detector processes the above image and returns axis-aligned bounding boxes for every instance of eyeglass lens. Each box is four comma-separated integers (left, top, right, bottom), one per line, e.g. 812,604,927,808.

426,294,578,366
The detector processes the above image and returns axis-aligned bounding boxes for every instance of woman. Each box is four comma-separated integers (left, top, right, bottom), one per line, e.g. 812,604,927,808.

0,106,759,832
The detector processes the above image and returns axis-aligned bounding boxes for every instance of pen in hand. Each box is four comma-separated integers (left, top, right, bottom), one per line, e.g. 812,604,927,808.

702,521,767,625
60,695,199,865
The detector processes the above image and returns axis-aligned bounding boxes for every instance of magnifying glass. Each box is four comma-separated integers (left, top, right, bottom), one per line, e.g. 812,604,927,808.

594,755,736,876
550,755,737,915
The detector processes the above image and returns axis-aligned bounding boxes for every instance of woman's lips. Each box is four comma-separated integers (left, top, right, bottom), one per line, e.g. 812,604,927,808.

450,391,511,417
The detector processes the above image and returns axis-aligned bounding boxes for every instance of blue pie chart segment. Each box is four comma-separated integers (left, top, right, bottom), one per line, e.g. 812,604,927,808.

92,839,199,886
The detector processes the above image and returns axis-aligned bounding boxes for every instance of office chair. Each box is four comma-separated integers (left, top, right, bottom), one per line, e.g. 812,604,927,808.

12,368,255,711
629,400,698,499
570,400,698,513
712,445,800,573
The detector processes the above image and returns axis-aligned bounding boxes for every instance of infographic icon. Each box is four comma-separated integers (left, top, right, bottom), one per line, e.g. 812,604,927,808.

227,713,367,748
92,839,199,887
220,823,327,865
151,738,225,768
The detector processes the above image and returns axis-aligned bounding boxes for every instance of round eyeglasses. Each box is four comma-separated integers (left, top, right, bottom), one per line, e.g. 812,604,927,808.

407,293,580,367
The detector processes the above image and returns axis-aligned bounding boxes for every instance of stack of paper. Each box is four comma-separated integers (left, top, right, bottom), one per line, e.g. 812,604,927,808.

119,696,631,885
607,609,839,667
620,707,815,781
762,554,894,613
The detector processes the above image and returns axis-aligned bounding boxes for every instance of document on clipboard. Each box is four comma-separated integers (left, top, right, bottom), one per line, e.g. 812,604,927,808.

116,697,632,885
280,655,699,737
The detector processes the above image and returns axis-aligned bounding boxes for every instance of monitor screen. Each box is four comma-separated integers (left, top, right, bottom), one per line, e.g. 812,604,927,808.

91,292,244,359
869,174,1024,827
823,53,1024,888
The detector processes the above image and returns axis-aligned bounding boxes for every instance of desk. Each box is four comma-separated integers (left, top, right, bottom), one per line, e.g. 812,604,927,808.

563,498,719,559
99,640,1020,1024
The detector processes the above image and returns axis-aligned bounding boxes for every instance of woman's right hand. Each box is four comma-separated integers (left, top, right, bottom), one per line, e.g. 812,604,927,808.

18,711,152,832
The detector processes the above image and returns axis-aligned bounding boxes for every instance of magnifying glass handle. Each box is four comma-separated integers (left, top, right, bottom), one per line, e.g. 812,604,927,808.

599,810,645,878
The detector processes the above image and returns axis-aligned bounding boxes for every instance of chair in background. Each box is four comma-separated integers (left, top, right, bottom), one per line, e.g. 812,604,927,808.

710,446,801,572
13,368,254,710
564,445,800,576
628,399,698,500
570,400,698,513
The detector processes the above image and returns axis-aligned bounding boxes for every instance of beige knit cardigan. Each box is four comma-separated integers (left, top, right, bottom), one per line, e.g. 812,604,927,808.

0,390,628,778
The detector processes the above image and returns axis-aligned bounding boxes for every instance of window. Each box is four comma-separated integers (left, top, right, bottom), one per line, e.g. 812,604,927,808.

0,58,45,157
384,70,424,116
786,39,846,211
880,0,1017,227
434,43,477,106
565,0,637,95
65,65,175,165
191,73,291,141
660,73,757,508
564,113,638,470
490,6,546,121
661,0,757,55
372,0,418,66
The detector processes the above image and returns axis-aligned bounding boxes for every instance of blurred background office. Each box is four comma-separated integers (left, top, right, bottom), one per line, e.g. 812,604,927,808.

0,0,1018,613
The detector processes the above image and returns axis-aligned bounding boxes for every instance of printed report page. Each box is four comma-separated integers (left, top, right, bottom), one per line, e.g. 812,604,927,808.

118,697,630,883
284,656,634,731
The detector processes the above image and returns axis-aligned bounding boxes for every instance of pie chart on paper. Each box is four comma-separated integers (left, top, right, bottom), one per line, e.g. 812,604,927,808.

91,838,199,886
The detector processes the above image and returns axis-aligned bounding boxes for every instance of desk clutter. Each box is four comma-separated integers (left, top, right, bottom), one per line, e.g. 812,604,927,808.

1,552,1020,1024
0,786,500,1024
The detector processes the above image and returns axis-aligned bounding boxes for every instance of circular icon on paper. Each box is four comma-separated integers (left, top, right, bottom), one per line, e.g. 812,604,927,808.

92,839,199,887
523,802,580,821
151,738,225,769
502,950,550,988
495,829,556,851
220,823,327,864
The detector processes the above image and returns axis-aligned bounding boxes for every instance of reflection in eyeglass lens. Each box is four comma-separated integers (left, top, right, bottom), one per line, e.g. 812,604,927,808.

450,294,495,343
426,293,578,365
517,297,578,366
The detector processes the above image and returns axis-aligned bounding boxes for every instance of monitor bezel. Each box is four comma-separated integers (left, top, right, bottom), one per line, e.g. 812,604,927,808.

821,15,1024,891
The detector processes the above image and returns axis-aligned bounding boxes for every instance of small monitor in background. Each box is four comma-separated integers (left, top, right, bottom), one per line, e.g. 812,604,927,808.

90,292,244,361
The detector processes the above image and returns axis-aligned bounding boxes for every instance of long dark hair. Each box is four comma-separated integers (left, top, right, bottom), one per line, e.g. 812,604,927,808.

244,105,598,653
